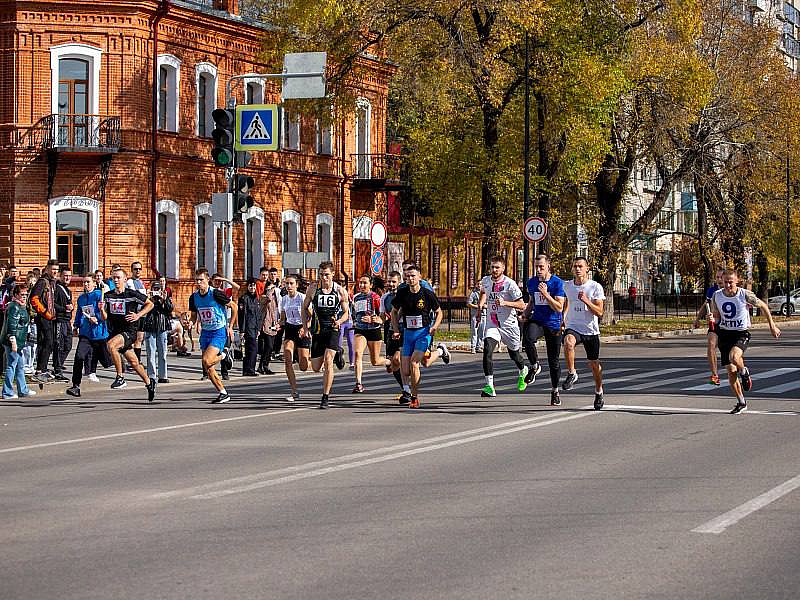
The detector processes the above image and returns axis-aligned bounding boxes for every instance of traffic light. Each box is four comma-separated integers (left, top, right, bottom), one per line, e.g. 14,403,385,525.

210,108,235,167
234,174,255,213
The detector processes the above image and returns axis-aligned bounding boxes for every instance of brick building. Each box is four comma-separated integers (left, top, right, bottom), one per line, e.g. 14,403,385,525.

0,0,395,308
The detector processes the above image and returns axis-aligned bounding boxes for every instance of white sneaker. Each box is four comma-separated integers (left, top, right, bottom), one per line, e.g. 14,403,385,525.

22,390,37,397
3,394,18,399
87,373,100,383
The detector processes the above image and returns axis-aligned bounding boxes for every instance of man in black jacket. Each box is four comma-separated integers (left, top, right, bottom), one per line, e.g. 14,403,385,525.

29,259,59,384
238,278,262,376
53,267,74,380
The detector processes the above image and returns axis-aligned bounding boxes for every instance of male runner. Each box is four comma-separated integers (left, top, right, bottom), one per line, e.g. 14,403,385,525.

477,256,528,398
521,254,566,405
562,257,605,410
190,268,237,403
380,271,407,403
301,261,349,409
280,274,311,402
710,268,781,414
100,268,156,402
390,265,447,408
694,267,724,385
66,276,113,397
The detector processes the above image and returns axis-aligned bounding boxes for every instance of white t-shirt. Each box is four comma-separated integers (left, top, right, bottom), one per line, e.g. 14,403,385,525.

564,279,605,336
280,292,306,326
480,275,523,329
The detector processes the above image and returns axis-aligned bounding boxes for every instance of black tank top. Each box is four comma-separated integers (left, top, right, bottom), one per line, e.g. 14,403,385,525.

313,285,340,331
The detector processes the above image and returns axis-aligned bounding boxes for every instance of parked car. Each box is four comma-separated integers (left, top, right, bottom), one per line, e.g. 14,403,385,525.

767,288,800,315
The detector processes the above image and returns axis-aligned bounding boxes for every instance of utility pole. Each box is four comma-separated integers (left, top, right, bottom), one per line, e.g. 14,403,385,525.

523,31,531,285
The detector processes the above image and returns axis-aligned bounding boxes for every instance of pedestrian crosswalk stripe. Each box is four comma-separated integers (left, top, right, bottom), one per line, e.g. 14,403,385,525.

681,368,800,391
569,367,686,390
754,375,800,395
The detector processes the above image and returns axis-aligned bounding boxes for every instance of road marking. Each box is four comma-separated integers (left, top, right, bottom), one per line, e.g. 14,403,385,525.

0,408,307,455
756,378,800,395
161,411,598,500
692,474,800,534
569,367,687,390
682,368,800,391
616,373,708,391
603,404,798,416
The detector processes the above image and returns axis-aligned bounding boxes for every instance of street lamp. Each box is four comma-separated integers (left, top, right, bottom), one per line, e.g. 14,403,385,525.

786,155,791,316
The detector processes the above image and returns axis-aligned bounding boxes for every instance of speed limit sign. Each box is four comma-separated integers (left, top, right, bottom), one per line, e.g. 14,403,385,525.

523,217,548,243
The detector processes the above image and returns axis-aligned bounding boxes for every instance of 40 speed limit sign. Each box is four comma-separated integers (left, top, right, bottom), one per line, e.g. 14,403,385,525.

523,217,548,243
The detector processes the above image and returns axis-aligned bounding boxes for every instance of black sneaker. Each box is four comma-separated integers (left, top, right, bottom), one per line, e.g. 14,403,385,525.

399,391,411,405
65,386,81,398
730,400,747,414
437,343,451,365
525,363,542,385
563,372,578,391
740,369,752,392
158,378,169,384
319,394,330,409
223,352,233,372
146,379,157,403
110,376,127,390
593,392,604,410
53,372,69,382
333,348,345,370
550,390,561,406
212,391,230,404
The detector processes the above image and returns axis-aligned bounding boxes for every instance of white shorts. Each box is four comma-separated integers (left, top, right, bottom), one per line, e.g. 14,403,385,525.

483,324,521,351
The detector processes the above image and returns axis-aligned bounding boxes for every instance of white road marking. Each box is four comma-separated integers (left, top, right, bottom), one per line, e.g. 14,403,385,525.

616,373,707,391
756,378,800,395
0,408,307,455
163,411,598,500
692,474,800,534
682,368,800,391
569,367,687,390
603,404,798,416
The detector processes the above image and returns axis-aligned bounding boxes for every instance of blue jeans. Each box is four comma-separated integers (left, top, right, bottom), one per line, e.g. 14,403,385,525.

3,345,30,397
144,331,168,380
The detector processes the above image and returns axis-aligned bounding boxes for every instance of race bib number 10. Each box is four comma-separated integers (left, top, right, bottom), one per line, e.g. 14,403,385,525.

198,308,215,325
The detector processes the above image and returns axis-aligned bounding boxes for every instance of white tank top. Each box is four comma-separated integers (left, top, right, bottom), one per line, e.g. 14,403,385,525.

714,288,750,331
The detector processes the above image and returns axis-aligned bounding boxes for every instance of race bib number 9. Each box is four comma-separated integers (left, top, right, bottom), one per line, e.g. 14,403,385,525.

198,308,215,325
109,300,125,315
405,315,423,329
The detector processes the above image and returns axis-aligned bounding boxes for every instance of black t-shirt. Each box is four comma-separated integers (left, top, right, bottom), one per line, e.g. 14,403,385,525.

105,288,148,336
391,286,439,329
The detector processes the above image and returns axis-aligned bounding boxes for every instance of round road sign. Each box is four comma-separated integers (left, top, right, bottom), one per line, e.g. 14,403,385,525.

370,249,385,275
370,221,387,247
523,217,548,243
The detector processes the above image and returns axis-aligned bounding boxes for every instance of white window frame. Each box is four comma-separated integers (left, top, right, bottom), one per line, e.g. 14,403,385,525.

48,196,99,273
195,62,217,137
315,213,334,259
243,206,265,278
195,202,217,272
155,199,180,279
355,97,372,177
280,107,300,151
157,54,181,133
243,78,264,105
281,209,302,276
315,119,332,155
50,44,103,144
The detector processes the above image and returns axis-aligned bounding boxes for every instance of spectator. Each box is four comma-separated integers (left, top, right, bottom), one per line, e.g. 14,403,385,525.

29,259,59,383
180,311,196,353
1,284,35,398
258,280,280,374
143,280,173,383
467,284,485,353
255,266,270,297
238,278,262,376
22,271,37,374
94,269,110,293
53,267,74,379
267,267,284,359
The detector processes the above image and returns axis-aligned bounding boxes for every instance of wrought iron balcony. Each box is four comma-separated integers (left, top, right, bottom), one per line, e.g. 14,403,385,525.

350,153,409,191
15,114,121,153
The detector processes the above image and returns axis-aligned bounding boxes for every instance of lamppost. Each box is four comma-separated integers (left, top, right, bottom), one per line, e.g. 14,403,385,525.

522,31,531,285
786,155,792,316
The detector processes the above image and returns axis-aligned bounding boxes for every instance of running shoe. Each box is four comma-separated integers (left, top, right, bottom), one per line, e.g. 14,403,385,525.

286,391,300,403
593,392,604,410
87,373,100,383
563,372,578,391
524,363,541,385
481,385,496,398
53,372,69,382
3,394,18,399
66,386,81,398
212,391,230,404
740,369,752,392
550,390,561,406
352,383,364,393
730,400,747,414
110,375,127,390
408,395,420,409
709,373,721,386
146,379,157,403
319,394,330,409
398,391,411,405
21,390,36,397
437,343,451,365
31,372,49,384
517,366,529,392
334,348,345,370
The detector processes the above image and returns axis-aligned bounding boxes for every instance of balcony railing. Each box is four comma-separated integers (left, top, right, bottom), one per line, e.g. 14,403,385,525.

14,114,121,153
350,153,409,191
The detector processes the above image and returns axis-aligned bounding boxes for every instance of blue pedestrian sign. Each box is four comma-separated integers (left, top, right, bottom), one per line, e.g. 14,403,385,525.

235,104,278,151
370,248,384,276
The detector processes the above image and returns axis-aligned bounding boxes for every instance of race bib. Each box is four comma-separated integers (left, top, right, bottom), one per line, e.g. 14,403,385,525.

317,294,336,308
286,306,300,322
534,291,547,305
198,308,215,325
405,315,423,329
489,292,501,312
354,299,369,314
82,305,95,318
108,300,125,315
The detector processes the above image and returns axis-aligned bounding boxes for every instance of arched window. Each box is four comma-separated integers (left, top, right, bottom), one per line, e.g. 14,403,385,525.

282,209,301,275
355,98,371,177
316,213,334,259
243,207,265,278
156,200,180,279
49,196,100,274
50,44,102,148
195,63,217,137
195,203,217,272
280,107,300,151
157,54,181,132
244,79,264,105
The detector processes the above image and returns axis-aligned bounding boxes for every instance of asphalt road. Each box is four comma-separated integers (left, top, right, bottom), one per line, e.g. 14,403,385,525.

2,329,799,599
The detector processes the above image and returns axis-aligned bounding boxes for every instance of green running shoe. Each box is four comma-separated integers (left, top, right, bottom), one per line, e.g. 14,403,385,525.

481,385,496,398
517,366,529,392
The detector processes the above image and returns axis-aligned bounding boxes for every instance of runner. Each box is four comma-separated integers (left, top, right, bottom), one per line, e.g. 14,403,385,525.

380,270,408,403
66,276,113,398
561,257,606,410
301,261,349,409
189,268,238,403
100,267,157,402
710,268,781,414
476,256,528,398
280,274,311,402
390,264,447,408
351,274,387,393
521,254,566,405
694,267,724,385
398,262,450,371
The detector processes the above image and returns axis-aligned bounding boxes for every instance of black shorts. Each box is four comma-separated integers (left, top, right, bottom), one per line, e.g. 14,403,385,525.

717,329,751,366
386,331,403,356
354,327,382,342
310,328,339,359
283,323,311,349
110,330,137,353
563,328,601,361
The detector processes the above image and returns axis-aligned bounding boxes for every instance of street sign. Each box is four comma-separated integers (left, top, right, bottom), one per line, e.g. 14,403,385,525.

370,220,387,247
235,104,278,151
370,248,384,275
523,216,548,243
282,52,327,100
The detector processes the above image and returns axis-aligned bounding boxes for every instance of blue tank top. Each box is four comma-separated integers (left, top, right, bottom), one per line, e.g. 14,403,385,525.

191,289,228,331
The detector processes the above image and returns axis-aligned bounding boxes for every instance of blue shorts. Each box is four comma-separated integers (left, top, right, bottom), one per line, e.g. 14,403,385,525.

402,327,432,357
200,327,228,353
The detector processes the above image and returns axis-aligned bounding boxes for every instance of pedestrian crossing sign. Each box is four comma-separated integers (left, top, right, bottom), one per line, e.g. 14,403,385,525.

235,104,278,151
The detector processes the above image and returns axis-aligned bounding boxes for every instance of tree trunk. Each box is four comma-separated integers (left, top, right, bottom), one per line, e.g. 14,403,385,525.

480,104,501,273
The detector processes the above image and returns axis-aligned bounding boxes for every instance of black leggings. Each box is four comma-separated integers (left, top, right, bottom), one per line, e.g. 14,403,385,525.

258,332,275,370
523,321,562,388
482,337,525,376
35,317,55,373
